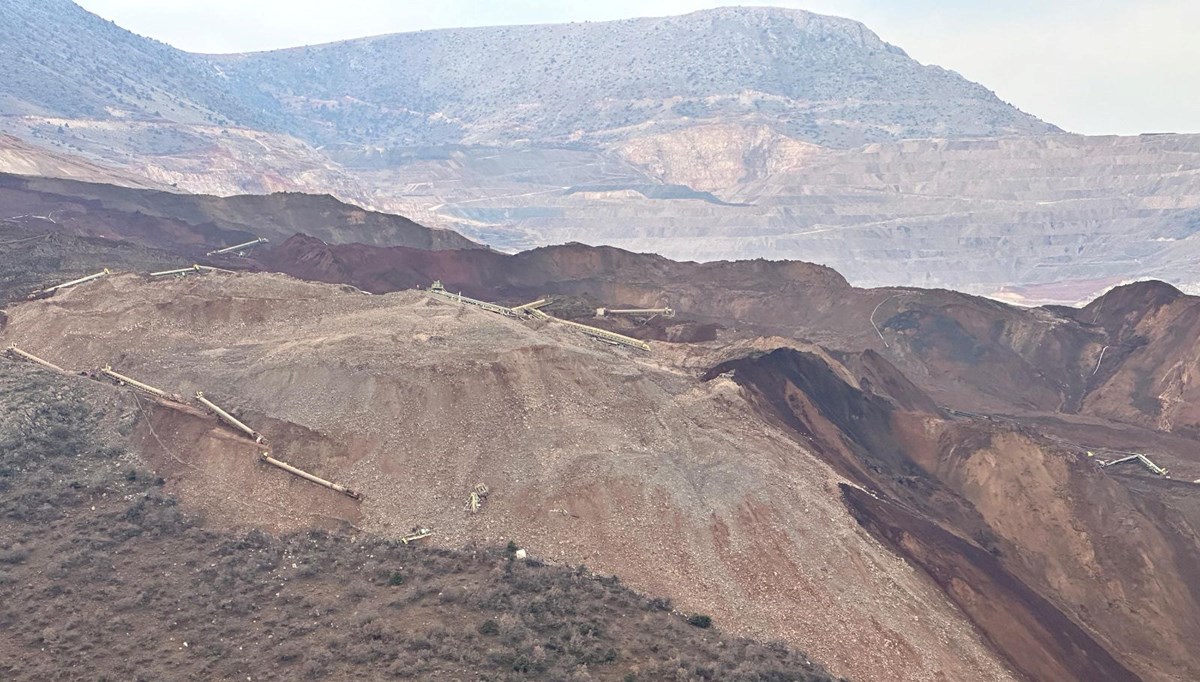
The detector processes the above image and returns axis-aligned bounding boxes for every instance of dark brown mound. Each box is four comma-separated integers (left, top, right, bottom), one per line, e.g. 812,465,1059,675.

0,172,480,257
1070,280,1186,335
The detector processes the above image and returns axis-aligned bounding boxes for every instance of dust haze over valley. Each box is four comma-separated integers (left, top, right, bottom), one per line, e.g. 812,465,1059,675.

2,3,1200,682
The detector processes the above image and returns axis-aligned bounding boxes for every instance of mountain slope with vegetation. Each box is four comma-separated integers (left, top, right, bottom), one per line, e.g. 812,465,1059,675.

0,2,1055,149
213,6,1057,148
0,0,271,127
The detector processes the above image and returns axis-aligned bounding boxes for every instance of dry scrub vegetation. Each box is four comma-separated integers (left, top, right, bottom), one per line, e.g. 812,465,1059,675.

0,363,840,681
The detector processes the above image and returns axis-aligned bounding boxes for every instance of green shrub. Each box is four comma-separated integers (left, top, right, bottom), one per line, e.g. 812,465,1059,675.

647,596,672,611
687,614,712,629
478,619,499,636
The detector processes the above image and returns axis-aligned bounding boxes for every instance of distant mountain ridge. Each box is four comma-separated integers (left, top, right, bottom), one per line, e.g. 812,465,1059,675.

10,1,1198,304
0,2,1057,148
0,0,273,127
214,6,1059,147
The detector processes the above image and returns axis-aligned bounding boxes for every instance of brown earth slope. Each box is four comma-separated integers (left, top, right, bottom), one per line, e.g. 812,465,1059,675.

0,362,840,682
709,347,1199,682
1,272,1021,682
0,172,481,255
5,204,1200,680
253,235,1200,681
1062,281,1200,437
262,235,1200,444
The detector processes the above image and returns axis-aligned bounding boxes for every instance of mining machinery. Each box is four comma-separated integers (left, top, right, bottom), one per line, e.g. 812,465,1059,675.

28,269,110,299
465,483,490,513
195,391,268,444
424,283,652,351
206,237,268,257
595,306,675,319
512,299,549,313
427,280,519,317
401,527,434,544
1099,453,1170,477
524,305,651,351
257,452,361,499
150,264,235,278
99,365,186,403
5,345,68,373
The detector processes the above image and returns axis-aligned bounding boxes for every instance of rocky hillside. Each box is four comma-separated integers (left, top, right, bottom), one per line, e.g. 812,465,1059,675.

3,273,1024,682
212,7,1057,148
307,131,1200,302
0,2,1054,149
5,121,1199,302
0,0,269,127
587,133,1200,298
0,134,163,189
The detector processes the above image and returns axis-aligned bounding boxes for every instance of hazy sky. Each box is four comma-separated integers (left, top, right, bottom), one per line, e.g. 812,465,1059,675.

73,0,1200,136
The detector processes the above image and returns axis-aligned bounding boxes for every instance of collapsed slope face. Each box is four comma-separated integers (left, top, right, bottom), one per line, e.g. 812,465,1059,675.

259,237,1101,417
1065,281,1200,436
263,235,1200,444
0,272,1019,682
0,223,191,307
6,237,1200,681
713,347,1199,682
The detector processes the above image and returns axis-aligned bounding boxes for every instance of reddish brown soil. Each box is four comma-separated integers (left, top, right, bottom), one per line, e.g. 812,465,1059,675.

710,346,1200,682
842,484,1138,682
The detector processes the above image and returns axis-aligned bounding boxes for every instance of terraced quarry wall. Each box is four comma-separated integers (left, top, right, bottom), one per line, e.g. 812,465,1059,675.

5,124,1200,303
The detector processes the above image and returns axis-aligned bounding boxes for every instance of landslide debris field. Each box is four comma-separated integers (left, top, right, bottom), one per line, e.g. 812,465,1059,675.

2,195,1200,682
0,364,838,682
1,273,1019,682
